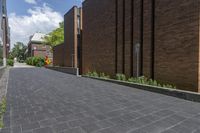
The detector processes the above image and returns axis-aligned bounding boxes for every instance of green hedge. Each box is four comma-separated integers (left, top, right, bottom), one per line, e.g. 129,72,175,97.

26,57,45,67
0,59,3,66
7,59,14,66
0,59,13,66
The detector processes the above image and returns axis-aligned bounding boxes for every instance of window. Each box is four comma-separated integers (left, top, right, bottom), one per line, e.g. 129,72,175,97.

77,16,81,34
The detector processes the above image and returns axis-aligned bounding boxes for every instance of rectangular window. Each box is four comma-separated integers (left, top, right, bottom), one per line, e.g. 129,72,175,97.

77,16,81,34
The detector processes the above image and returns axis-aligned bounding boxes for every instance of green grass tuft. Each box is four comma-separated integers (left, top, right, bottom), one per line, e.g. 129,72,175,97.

85,71,176,89
0,97,6,129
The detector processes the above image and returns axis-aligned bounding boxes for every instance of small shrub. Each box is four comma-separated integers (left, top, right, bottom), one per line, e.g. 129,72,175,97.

99,73,110,79
85,71,99,77
26,57,30,65
85,71,176,89
26,57,45,67
138,76,148,84
127,76,176,89
162,84,176,89
157,83,162,87
36,59,45,67
91,71,99,77
116,73,126,81
0,59,3,66
0,98,6,114
0,97,6,128
85,71,92,77
0,120,3,128
7,59,14,66
128,77,136,83
153,80,158,86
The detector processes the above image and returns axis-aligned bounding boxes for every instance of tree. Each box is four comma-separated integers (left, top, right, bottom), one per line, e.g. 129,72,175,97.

43,22,64,47
10,42,27,62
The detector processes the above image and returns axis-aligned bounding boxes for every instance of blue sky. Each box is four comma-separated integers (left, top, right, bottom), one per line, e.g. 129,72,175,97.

7,0,82,16
7,0,82,47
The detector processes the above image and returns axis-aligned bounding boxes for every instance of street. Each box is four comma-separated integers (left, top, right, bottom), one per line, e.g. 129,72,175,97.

1,68,200,133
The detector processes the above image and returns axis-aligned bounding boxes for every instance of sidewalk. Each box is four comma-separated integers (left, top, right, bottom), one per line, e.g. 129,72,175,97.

13,62,35,68
1,68,200,133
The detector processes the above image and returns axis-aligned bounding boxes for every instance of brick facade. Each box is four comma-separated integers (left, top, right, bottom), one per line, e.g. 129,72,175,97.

82,0,116,75
27,43,52,58
154,0,200,92
63,6,82,68
82,0,200,92
53,43,64,66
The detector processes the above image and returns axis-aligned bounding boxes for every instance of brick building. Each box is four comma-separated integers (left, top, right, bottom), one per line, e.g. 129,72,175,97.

82,0,200,92
63,6,82,68
53,6,82,70
27,33,52,58
53,43,64,66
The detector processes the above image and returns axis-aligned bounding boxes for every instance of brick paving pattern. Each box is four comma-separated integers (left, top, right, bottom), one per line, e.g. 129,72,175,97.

1,68,200,133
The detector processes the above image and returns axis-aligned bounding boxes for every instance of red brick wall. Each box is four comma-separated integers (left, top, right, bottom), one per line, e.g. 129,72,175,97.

82,0,200,92
199,3,200,93
53,44,64,66
142,0,153,78
82,0,116,75
132,0,143,77
82,0,143,77
64,7,82,68
154,0,200,92
124,0,132,77
116,0,124,74
64,7,76,67
30,44,52,58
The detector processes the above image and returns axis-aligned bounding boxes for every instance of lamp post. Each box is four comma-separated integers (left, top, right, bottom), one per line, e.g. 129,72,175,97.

1,0,8,66
2,14,7,66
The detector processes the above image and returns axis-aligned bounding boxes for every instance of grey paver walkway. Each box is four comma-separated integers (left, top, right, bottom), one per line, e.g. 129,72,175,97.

1,68,200,133
13,63,34,68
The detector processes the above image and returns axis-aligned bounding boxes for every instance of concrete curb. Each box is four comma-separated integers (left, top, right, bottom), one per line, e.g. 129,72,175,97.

0,67,6,101
46,66,79,76
13,63,35,68
83,76,200,103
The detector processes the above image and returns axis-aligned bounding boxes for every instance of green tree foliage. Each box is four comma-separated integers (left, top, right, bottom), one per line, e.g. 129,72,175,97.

43,22,64,47
10,42,27,61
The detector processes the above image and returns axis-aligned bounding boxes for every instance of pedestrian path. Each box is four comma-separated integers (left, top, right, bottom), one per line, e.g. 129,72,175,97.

13,62,34,68
1,68,200,133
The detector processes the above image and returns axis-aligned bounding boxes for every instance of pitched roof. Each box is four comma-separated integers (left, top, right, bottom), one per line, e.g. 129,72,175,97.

30,33,46,43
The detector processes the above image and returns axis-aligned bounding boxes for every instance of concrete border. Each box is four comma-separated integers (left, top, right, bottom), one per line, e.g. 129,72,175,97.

83,76,200,103
0,67,6,79
0,66,6,102
0,66,8,130
46,66,79,76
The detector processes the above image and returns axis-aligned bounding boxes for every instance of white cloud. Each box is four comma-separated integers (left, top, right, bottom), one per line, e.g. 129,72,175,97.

25,0,37,4
9,3,63,47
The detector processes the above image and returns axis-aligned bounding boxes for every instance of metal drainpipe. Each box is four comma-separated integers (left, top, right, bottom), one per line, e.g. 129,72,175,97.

135,43,140,77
